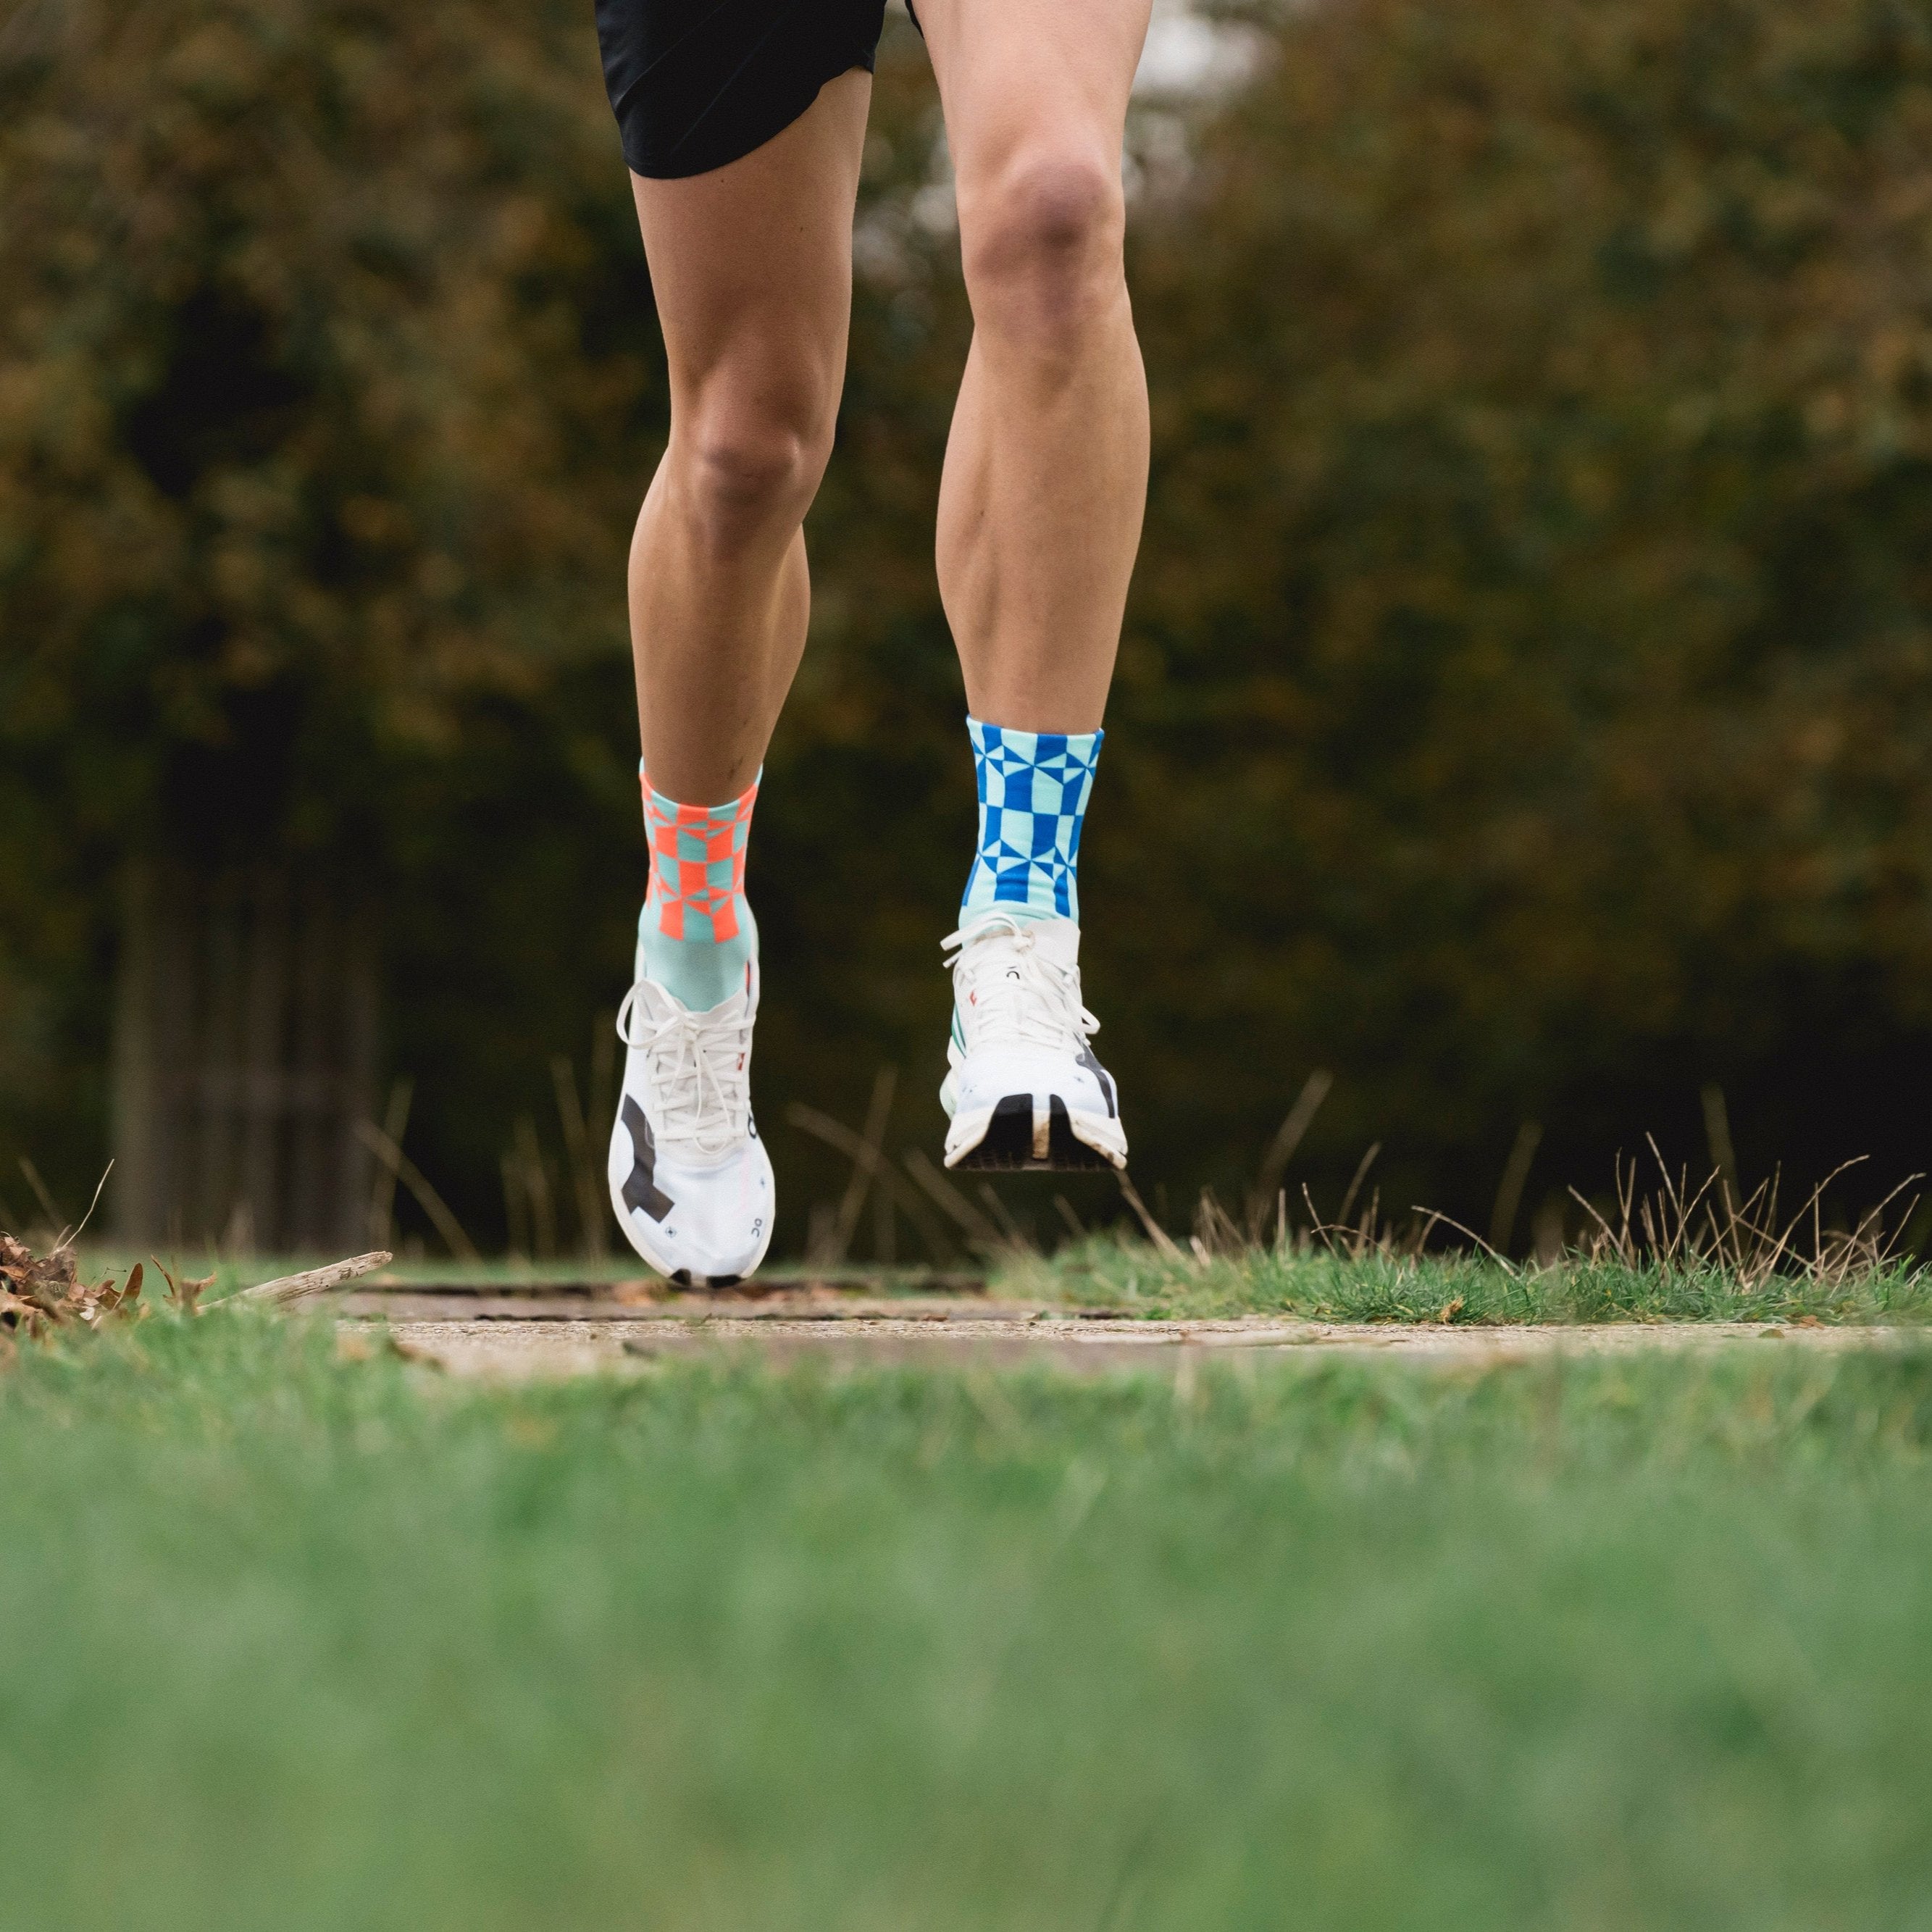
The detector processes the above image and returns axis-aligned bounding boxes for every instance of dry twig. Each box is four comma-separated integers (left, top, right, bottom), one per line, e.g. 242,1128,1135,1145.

219,1251,394,1307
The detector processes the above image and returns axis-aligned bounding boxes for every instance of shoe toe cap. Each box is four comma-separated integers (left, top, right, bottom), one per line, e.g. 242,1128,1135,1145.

658,1150,773,1279
609,1119,774,1283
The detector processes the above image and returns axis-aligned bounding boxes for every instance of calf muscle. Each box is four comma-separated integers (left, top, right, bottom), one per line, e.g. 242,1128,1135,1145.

918,0,1154,732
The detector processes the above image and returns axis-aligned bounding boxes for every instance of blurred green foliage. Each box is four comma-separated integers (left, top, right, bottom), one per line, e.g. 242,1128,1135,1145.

2,0,1928,1251
9,1321,1932,1927
1119,0,1932,1224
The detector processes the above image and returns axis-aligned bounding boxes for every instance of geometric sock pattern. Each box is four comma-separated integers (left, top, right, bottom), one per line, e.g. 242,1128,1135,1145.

637,763,760,1013
643,765,758,942
961,717,1103,923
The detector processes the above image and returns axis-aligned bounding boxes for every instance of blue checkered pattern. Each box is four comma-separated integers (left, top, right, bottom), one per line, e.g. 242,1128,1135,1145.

961,717,1104,921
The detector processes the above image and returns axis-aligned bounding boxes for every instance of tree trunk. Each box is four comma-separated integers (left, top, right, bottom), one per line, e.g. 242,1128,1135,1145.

112,862,380,1253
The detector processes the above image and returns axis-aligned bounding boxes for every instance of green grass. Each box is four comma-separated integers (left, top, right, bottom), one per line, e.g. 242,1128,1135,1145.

67,1246,984,1299
1004,1237,1932,1326
5,1313,1932,1929
69,1237,1932,1329
64,1250,659,1295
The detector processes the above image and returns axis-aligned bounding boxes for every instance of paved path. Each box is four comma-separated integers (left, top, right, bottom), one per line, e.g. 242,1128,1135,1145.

335,1291,1918,1380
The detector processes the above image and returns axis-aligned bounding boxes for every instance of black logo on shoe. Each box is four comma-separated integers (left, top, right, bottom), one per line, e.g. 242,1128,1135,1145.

620,1096,674,1222
1076,1045,1118,1118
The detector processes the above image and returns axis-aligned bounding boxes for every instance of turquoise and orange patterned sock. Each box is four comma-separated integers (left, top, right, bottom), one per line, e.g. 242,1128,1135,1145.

961,716,1104,924
637,764,759,1012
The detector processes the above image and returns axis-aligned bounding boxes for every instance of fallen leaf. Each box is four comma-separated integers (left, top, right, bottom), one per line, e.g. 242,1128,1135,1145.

0,1231,126,1329
99,1261,145,1318
146,1258,217,1315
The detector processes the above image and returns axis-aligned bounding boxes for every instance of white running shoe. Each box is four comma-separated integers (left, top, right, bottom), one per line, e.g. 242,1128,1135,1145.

940,912,1128,1171
607,961,774,1286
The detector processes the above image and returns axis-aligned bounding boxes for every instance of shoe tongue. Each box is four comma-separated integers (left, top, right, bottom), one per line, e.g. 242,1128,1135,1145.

636,974,752,1026
1020,916,1082,971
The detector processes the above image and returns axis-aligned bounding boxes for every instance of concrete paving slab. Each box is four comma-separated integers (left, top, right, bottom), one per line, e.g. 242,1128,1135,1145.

338,1307,1923,1381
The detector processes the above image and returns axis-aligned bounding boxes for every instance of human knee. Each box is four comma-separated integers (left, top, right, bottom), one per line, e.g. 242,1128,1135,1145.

959,148,1125,353
673,384,835,544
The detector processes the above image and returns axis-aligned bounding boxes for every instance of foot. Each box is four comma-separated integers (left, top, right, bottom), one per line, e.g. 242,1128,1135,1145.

940,913,1128,1171
607,961,774,1286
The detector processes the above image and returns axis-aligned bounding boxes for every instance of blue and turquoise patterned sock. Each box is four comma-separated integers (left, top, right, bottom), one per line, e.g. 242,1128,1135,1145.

961,716,1104,924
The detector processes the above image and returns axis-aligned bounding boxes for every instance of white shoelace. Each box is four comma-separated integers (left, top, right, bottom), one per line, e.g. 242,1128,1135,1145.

615,984,752,1158
942,914,1100,1053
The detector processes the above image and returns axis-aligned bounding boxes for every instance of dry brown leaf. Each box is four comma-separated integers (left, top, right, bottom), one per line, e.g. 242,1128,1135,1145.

157,1262,215,1316
99,1260,145,1318
148,1258,212,1315
2,1231,82,1316
0,1231,138,1331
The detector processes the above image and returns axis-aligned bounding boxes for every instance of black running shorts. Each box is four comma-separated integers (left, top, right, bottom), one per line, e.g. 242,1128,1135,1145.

595,0,894,180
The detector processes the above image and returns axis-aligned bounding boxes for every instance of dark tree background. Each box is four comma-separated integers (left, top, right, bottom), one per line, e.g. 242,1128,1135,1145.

1,0,1928,1255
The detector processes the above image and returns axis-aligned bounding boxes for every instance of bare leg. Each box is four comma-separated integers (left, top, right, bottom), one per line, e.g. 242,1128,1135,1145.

627,71,871,804
916,0,1153,732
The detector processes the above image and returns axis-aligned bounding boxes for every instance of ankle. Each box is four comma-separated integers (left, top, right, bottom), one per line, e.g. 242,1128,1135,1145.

637,767,761,1011
961,717,1103,924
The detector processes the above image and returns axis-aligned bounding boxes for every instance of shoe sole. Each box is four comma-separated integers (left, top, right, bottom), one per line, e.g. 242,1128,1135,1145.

945,1093,1127,1172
